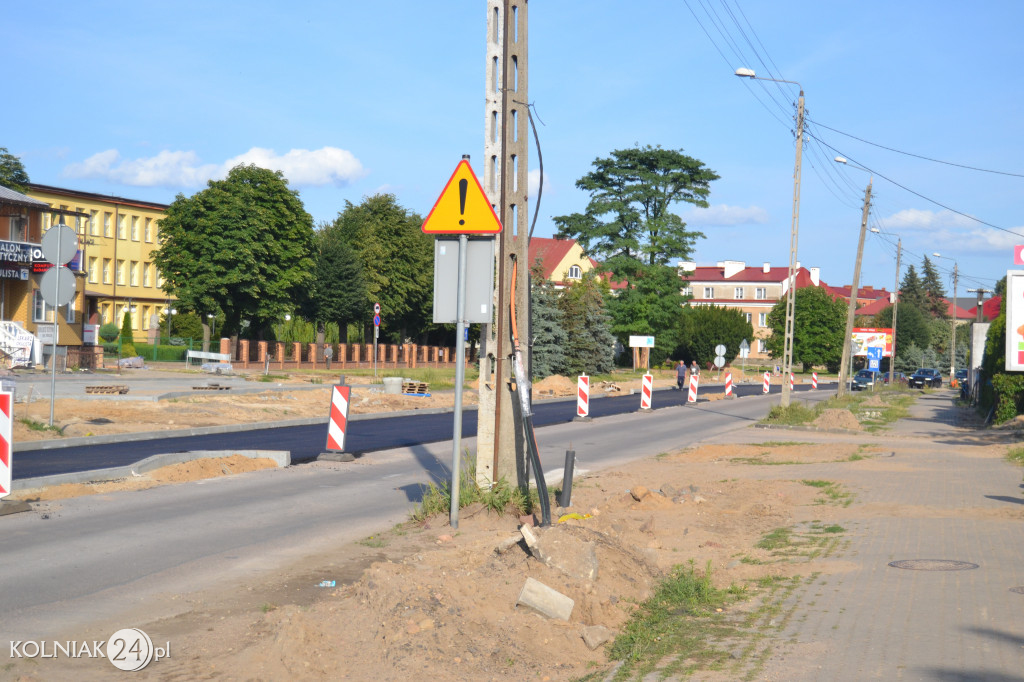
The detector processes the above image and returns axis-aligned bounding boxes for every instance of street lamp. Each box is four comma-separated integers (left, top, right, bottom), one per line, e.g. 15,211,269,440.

168,308,177,340
932,252,959,382
870,228,902,387
735,67,804,407
834,157,873,396
207,313,215,346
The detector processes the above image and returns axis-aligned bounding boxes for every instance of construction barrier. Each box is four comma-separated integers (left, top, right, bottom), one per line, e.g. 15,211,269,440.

687,373,699,403
724,371,733,397
763,371,770,394
0,391,9,499
812,372,818,389
639,373,653,410
326,385,351,453
576,375,590,419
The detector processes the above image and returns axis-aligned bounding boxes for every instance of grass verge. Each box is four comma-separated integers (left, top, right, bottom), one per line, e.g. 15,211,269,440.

1006,447,1024,466
410,451,543,522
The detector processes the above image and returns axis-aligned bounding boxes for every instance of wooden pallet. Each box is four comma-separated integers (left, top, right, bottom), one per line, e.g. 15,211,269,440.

85,385,129,395
192,383,231,391
402,381,430,395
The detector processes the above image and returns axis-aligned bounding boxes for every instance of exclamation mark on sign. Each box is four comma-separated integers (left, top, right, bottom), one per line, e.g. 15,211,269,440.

458,179,467,225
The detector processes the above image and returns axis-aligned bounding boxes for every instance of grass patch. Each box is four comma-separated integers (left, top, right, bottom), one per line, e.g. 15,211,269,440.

260,603,277,613
257,374,290,382
753,523,846,562
605,561,744,679
19,418,61,434
753,441,812,447
761,403,817,426
357,535,386,548
801,480,854,506
1006,447,1024,466
755,527,793,551
410,451,540,523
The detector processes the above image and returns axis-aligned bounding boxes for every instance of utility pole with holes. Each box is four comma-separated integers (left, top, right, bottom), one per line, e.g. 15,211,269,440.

889,238,901,386
478,0,529,488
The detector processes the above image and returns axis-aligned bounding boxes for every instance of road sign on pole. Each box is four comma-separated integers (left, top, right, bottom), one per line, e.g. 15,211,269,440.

374,302,381,314
421,160,502,234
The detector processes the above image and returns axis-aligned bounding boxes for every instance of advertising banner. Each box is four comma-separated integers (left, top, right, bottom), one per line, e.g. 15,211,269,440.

1005,271,1024,371
851,327,893,357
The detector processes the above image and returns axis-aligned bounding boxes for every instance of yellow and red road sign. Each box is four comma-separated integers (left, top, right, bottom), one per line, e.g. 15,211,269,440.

421,160,502,234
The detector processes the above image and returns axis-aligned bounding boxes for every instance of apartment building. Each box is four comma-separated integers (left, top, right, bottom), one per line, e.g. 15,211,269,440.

680,260,822,360
26,184,172,341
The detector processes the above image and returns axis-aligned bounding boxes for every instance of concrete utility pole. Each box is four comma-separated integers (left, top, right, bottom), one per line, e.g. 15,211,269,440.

889,238,901,386
837,178,872,397
933,252,959,381
780,89,804,407
968,288,990,323
478,0,529,488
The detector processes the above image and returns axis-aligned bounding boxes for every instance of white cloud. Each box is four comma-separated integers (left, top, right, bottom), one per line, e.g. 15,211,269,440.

528,168,553,198
682,204,769,226
880,207,1024,254
882,208,975,231
64,146,365,188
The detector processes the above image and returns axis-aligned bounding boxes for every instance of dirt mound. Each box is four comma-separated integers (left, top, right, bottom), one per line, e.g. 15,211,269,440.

861,394,886,407
533,374,578,396
813,408,862,431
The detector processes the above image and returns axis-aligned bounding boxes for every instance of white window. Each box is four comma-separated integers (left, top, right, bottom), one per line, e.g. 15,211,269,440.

117,215,126,240
103,258,112,284
755,287,767,299
703,287,714,299
681,286,693,297
566,264,582,279
130,261,139,286
32,290,55,323
9,216,27,242
143,262,152,287
734,287,744,299
758,339,767,353
758,312,767,327
90,210,99,236
117,259,126,285
65,297,75,324
88,257,98,283
104,212,112,237
131,216,139,241
745,313,752,323
144,217,153,242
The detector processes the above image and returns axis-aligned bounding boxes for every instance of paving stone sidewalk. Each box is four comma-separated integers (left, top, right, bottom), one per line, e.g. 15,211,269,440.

753,392,1024,681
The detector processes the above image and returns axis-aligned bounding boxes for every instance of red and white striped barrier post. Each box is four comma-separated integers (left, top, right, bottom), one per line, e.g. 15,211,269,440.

763,371,771,394
812,372,818,389
0,391,10,500
687,373,699,403
790,373,795,392
575,374,591,421
639,373,653,411
319,385,355,462
724,371,733,397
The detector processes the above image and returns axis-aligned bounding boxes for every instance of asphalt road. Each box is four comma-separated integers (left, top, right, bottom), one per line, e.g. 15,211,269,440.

12,381,822,480
0,387,835,641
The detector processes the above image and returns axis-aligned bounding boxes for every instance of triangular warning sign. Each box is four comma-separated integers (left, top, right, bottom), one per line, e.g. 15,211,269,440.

421,160,502,234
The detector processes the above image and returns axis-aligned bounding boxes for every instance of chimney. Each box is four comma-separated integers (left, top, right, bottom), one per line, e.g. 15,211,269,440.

723,260,745,278
810,267,820,286
762,262,770,273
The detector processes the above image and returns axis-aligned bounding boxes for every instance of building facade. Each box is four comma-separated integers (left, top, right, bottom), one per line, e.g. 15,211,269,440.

680,260,822,360
26,184,171,342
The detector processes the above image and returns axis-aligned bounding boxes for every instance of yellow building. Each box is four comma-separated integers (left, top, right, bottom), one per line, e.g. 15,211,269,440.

26,184,172,343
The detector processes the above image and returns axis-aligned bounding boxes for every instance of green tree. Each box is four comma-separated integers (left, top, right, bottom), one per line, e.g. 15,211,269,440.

160,310,204,345
301,223,367,344
330,194,432,342
919,255,948,318
765,286,846,370
553,145,717,279
874,303,931,355
529,264,568,379
606,264,686,365
557,273,616,375
120,311,137,357
675,304,753,367
899,265,925,310
0,148,30,193
153,164,315,341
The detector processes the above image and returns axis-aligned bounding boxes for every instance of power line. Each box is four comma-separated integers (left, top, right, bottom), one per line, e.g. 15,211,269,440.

806,117,1024,178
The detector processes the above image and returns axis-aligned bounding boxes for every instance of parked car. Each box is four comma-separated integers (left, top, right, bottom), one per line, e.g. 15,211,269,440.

882,371,907,385
955,368,968,385
852,369,876,391
909,368,942,389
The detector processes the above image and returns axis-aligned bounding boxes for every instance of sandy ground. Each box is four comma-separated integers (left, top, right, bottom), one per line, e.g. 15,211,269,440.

6,372,875,682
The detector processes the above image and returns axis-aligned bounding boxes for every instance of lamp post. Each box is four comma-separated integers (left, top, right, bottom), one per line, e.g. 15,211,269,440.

736,67,803,406
871,228,902,386
833,157,872,396
168,308,177,340
933,252,959,382
207,313,215,350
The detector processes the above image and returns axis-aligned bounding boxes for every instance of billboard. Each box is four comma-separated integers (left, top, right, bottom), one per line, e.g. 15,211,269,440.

851,327,893,357
1005,271,1024,371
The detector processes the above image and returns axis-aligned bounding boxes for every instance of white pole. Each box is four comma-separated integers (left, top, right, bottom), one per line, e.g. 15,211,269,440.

449,234,469,529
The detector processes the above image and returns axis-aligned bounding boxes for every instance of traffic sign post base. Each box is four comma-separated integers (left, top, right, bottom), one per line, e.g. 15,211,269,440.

317,451,355,463
572,415,592,422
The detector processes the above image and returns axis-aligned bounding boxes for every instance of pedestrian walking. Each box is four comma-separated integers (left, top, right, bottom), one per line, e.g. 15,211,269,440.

324,344,333,369
676,360,686,390
690,360,700,380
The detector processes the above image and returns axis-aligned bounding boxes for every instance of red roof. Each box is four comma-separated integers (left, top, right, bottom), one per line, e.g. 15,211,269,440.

825,284,892,302
943,299,975,320
970,295,1002,321
527,238,577,281
689,264,800,283
855,297,892,316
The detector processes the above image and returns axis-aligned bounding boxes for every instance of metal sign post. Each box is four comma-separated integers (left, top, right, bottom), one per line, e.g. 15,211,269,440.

40,224,78,427
448,234,470,529
373,305,381,380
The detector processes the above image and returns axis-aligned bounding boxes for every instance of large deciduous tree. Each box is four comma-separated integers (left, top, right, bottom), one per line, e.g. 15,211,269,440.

874,303,931,355
676,304,753,368
329,194,433,342
0,147,30,193
153,164,315,342
765,286,846,371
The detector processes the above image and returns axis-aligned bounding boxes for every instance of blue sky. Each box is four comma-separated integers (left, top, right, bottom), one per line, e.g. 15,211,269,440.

6,1,1023,302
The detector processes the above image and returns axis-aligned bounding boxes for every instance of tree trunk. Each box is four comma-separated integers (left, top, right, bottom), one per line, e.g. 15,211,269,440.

201,323,210,352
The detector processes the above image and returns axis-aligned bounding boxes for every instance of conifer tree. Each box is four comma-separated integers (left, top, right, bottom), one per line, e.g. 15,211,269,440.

919,255,948,319
529,263,567,379
558,274,616,375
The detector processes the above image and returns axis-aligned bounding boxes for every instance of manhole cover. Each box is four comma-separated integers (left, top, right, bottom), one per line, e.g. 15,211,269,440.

1010,587,1024,595
888,559,979,571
